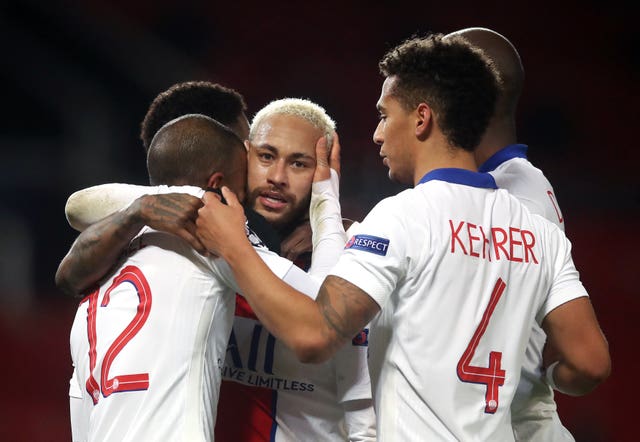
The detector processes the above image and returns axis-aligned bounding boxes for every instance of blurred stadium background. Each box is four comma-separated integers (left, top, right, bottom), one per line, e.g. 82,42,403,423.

0,0,637,440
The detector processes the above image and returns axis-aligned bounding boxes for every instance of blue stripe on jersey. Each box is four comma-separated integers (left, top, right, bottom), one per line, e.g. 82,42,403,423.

478,144,528,173
418,168,498,189
270,391,279,442
248,324,262,371
265,333,276,375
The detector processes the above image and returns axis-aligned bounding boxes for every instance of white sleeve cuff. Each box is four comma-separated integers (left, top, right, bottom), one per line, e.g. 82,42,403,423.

308,169,346,277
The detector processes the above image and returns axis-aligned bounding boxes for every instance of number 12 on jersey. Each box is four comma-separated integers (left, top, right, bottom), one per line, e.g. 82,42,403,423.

85,265,152,404
456,278,507,414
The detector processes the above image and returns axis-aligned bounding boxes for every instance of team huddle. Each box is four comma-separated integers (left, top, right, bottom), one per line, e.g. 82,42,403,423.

57,28,610,441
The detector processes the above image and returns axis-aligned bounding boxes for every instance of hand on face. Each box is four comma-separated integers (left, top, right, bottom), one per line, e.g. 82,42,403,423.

313,131,341,183
196,188,247,258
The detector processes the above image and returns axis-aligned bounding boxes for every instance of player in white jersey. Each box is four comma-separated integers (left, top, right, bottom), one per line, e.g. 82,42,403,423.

194,34,611,441
65,177,372,442
446,27,571,441
61,114,347,441
62,97,376,442
64,114,249,441
216,99,374,442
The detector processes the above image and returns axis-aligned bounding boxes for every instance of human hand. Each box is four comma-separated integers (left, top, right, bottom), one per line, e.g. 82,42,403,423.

196,187,248,258
128,193,207,255
281,220,313,261
313,131,341,183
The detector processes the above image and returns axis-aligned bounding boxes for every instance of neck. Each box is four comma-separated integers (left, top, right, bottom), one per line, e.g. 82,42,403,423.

413,145,478,186
474,117,517,166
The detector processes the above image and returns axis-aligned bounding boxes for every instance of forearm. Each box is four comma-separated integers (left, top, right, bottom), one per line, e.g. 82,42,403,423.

65,183,152,231
223,241,338,363
545,358,608,396
308,169,347,278
55,205,145,296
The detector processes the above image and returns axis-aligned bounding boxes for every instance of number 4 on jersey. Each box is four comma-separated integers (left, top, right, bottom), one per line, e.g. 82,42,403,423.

456,278,507,414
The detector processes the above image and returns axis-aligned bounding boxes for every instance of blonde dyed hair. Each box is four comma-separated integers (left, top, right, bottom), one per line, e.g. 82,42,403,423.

250,98,336,147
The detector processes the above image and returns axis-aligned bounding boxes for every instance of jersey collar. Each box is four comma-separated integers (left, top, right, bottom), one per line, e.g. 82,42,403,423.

418,168,498,189
478,144,528,173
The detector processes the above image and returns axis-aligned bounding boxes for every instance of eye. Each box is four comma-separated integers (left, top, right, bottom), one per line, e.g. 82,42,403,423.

291,160,306,168
258,152,274,161
378,113,387,121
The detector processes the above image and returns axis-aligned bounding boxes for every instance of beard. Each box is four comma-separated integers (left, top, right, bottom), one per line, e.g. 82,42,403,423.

247,186,311,235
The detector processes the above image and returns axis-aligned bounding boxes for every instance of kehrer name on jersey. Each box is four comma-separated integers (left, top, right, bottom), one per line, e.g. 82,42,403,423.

449,219,538,264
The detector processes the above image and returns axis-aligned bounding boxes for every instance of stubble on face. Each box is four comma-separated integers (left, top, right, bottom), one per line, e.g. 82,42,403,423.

246,114,320,233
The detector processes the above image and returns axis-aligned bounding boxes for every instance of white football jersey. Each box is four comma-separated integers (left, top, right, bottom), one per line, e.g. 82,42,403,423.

216,294,373,442
481,144,574,441
215,173,375,442
330,168,588,441
69,228,293,442
480,144,564,232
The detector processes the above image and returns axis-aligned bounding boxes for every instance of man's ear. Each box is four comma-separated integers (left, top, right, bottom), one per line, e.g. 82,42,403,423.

416,103,432,140
207,172,224,189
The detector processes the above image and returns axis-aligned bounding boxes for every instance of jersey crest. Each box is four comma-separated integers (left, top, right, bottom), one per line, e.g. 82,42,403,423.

352,328,369,346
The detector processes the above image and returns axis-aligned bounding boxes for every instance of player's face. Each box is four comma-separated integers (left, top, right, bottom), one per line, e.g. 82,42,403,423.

246,114,320,232
373,76,416,185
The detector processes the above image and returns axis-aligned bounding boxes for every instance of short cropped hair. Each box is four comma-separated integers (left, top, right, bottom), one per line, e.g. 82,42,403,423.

250,98,336,147
140,81,247,152
147,114,245,186
379,33,500,152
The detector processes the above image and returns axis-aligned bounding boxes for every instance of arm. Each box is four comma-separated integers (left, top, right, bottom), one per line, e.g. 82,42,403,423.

66,183,154,231
307,132,346,277
56,192,206,295
197,188,380,363
541,296,611,396
280,221,312,262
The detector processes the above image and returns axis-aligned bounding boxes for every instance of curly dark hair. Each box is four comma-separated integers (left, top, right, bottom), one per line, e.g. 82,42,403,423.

140,81,247,153
379,33,499,151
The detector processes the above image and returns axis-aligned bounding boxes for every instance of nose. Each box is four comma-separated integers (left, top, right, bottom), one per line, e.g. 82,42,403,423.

373,120,383,146
267,159,288,187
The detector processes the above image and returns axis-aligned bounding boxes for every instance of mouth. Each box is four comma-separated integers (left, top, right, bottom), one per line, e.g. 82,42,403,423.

258,191,289,210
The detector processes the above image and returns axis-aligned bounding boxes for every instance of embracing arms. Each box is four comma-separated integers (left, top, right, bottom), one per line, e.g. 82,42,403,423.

56,189,205,295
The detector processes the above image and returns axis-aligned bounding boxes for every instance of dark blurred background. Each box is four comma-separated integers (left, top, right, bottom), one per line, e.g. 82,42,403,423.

0,0,637,440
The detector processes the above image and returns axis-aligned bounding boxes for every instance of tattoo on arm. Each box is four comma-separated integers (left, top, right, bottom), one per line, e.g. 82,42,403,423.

57,210,142,296
317,276,379,350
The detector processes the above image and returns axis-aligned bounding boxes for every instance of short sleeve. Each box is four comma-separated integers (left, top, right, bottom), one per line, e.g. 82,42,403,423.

330,197,408,308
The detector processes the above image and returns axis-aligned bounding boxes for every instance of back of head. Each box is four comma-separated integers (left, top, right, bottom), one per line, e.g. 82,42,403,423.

147,114,245,188
379,33,500,152
445,27,524,119
249,98,336,146
140,81,248,152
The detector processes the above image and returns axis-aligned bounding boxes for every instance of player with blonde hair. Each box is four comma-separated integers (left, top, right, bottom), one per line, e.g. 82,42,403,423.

60,94,376,441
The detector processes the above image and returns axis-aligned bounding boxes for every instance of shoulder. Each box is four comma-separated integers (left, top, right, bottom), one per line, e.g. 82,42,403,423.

493,157,553,188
